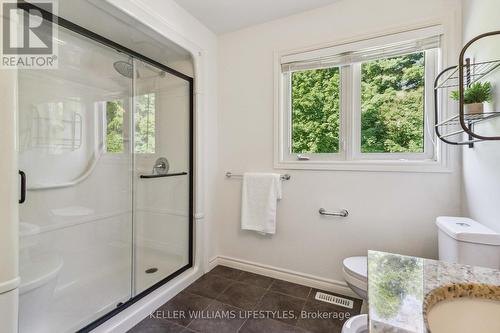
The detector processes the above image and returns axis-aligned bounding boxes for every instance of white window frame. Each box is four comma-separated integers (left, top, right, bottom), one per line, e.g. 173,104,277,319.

275,26,451,172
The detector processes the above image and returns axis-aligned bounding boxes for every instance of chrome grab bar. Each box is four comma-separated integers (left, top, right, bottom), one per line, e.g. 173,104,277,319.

319,208,349,217
225,171,291,181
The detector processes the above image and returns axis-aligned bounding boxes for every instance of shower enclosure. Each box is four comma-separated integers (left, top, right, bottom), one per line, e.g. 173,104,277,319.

16,7,193,333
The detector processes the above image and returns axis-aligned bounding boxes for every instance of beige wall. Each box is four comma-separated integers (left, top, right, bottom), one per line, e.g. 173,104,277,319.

215,0,463,284
461,0,500,232
0,69,19,292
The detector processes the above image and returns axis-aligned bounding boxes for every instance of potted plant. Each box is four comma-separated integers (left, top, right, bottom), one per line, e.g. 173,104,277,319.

451,82,492,115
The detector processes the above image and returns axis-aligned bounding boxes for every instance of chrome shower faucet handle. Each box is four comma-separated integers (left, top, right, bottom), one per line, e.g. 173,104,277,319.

152,157,169,175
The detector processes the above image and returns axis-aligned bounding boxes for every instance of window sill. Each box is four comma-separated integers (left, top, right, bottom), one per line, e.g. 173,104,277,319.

274,159,452,173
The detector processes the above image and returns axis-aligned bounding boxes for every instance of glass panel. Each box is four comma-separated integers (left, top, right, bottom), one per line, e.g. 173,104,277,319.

361,52,425,153
135,93,156,154
16,10,193,332
291,67,341,154
17,24,133,332
106,100,126,153
133,60,191,294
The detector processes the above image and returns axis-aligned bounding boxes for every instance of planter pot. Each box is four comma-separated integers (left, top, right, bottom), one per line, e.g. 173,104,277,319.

464,103,484,115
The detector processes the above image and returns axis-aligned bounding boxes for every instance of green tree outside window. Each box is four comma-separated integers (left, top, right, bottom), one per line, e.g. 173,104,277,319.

361,52,425,153
289,52,426,155
135,93,156,154
105,93,156,154
106,100,124,153
291,67,340,154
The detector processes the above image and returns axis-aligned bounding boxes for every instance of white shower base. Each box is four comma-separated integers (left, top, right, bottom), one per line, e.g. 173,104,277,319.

26,245,185,333
135,245,186,293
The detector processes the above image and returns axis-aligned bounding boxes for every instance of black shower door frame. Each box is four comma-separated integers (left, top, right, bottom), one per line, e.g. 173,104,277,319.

16,2,195,332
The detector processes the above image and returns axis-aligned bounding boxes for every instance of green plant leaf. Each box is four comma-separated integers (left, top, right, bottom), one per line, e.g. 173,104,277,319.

450,82,492,104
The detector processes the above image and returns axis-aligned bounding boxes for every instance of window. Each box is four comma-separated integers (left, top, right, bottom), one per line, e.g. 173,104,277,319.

360,52,425,154
291,67,341,154
277,27,444,171
105,100,125,153
102,93,156,154
135,93,156,154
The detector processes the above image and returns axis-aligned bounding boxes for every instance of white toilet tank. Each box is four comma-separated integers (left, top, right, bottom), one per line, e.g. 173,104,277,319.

436,216,500,270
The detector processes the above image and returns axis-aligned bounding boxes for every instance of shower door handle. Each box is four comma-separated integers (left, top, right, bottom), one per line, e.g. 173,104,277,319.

19,170,26,204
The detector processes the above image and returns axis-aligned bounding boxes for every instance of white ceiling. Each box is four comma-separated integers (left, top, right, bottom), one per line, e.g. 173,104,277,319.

174,0,341,34
28,0,192,70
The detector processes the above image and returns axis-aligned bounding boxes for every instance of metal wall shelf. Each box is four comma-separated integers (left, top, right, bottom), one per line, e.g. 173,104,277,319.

435,59,500,89
434,30,500,147
436,111,500,127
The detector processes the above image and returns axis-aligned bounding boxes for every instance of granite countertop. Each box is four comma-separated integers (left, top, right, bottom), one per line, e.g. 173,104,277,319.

367,251,500,333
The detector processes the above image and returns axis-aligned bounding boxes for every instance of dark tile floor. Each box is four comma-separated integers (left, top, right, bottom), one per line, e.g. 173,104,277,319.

128,266,362,333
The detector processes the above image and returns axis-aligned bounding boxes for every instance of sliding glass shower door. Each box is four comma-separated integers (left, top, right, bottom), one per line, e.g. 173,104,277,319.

17,25,134,333
133,60,192,295
17,14,193,333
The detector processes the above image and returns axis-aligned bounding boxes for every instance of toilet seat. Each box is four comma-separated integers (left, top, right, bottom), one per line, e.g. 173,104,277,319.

342,314,368,333
342,256,368,293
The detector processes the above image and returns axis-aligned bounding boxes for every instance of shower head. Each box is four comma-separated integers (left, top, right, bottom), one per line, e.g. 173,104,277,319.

113,60,134,79
113,60,166,79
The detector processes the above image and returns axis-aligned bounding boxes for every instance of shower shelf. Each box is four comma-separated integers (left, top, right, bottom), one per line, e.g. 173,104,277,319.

32,111,83,151
140,172,188,179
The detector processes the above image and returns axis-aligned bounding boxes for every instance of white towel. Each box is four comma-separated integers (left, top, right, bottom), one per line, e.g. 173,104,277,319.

241,173,282,235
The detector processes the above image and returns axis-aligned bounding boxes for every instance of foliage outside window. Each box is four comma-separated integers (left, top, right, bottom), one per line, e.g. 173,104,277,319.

289,53,427,156
289,52,427,156
281,32,441,169
104,93,156,154
291,67,341,154
135,93,156,154
106,100,124,153
361,52,425,153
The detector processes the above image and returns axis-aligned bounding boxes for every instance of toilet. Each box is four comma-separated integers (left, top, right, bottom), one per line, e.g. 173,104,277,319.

436,216,500,269
341,216,500,333
342,314,368,333
341,256,368,333
342,256,367,300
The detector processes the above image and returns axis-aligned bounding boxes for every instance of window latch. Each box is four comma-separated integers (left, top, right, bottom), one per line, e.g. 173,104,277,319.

296,154,310,161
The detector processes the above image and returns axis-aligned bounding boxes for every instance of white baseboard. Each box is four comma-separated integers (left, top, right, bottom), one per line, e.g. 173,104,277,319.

209,256,358,299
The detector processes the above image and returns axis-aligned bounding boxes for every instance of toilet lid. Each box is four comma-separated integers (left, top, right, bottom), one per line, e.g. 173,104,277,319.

343,256,367,282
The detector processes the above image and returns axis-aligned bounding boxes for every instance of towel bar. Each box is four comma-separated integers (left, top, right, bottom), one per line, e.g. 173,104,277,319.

225,171,291,181
319,208,349,217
